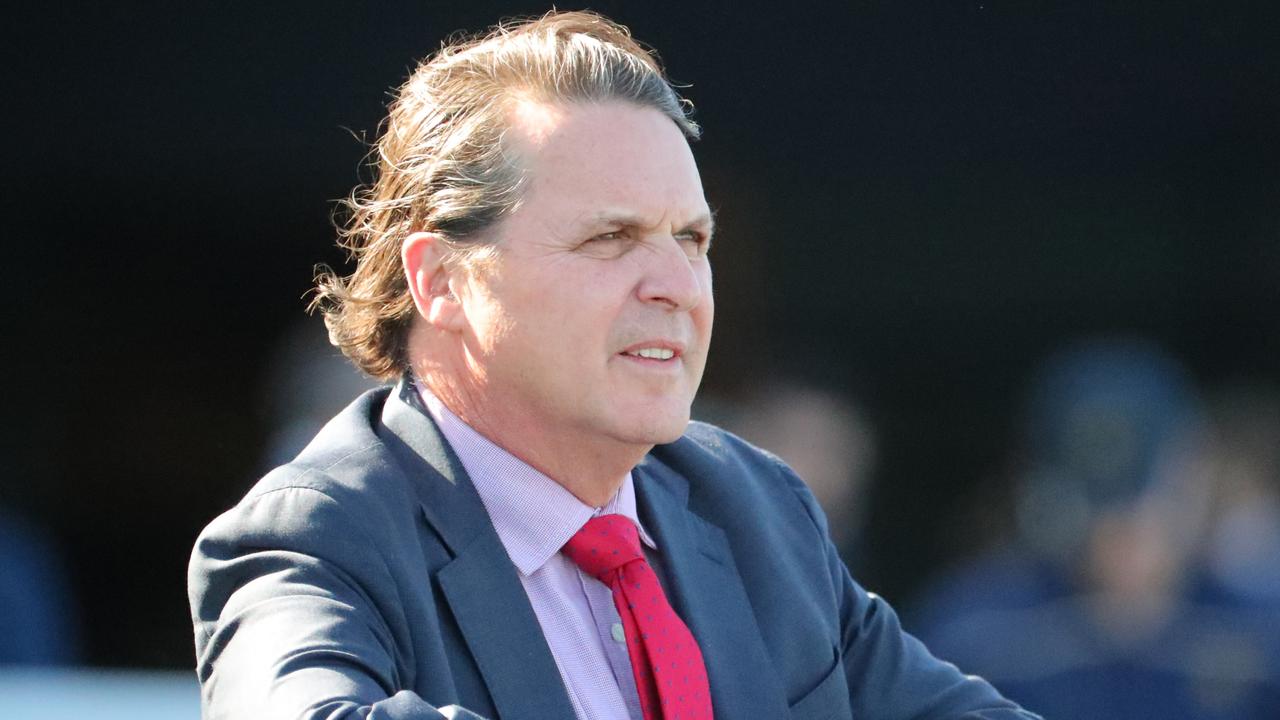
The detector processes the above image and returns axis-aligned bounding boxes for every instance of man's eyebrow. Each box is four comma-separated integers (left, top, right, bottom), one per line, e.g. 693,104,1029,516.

584,211,716,235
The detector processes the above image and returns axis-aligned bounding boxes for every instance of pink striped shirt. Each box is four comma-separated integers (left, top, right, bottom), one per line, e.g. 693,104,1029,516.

419,387,651,720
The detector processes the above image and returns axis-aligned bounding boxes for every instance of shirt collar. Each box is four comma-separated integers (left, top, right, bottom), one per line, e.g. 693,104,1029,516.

417,383,656,576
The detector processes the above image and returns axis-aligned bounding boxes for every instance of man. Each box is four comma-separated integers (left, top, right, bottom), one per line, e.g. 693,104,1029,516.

188,11,1040,720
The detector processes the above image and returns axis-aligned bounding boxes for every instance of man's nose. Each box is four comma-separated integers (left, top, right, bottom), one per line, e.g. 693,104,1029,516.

636,236,705,312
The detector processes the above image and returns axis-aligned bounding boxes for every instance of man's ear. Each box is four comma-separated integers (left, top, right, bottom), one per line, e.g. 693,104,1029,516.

402,231,465,331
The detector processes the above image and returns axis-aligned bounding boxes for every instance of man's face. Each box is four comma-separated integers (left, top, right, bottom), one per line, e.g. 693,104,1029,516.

453,100,714,452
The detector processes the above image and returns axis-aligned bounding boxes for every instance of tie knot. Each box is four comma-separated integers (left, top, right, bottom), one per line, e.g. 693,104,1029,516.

562,514,644,579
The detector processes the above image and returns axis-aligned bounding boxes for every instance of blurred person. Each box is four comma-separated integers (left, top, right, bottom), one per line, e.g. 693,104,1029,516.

187,10,1037,720
1200,380,1280,607
0,506,79,665
911,337,1280,718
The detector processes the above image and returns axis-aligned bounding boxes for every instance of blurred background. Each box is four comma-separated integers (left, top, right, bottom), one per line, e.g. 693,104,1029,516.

4,1,1278,716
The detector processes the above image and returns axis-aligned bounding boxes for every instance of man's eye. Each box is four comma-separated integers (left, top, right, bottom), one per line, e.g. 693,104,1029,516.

577,230,632,257
582,230,630,247
675,231,710,257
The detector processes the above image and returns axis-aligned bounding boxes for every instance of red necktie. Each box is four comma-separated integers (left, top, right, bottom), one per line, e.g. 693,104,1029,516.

562,514,714,720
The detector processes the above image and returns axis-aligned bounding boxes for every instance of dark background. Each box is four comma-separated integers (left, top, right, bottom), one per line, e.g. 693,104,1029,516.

4,1,1277,668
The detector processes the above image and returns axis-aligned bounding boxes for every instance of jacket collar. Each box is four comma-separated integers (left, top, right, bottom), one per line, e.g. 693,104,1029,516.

379,378,577,720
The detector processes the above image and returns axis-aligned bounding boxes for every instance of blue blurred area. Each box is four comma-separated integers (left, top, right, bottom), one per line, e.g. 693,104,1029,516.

0,509,79,665
910,338,1280,718
0,668,198,718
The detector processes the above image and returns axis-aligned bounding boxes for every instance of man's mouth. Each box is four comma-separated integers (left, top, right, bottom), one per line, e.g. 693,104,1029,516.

623,347,677,360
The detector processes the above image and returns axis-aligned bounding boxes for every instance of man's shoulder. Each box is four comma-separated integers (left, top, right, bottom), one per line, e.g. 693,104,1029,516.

214,386,420,537
656,420,791,480
644,421,838,590
270,384,389,474
650,420,814,511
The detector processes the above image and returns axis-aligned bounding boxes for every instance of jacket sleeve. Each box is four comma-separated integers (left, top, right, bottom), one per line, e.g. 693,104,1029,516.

780,463,1044,720
188,483,488,720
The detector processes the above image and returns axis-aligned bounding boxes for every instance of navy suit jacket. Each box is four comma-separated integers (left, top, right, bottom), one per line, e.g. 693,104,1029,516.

189,381,1038,719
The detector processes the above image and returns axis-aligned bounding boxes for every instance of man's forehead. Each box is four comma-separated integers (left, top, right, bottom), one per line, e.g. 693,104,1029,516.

507,96,566,148
501,98,708,229
504,97,691,166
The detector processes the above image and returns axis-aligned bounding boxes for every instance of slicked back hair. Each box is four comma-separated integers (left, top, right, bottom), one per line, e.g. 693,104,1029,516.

312,10,700,380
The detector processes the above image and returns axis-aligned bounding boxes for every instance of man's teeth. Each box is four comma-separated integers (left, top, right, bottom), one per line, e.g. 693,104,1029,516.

628,348,675,360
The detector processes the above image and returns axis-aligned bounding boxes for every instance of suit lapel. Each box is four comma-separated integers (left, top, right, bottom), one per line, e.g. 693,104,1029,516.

435,533,579,720
634,459,791,719
380,380,577,720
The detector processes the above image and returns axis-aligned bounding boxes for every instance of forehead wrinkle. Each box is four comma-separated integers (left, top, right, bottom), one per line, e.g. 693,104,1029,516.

582,208,713,232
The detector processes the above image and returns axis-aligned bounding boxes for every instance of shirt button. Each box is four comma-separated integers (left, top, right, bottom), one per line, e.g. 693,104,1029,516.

611,623,626,643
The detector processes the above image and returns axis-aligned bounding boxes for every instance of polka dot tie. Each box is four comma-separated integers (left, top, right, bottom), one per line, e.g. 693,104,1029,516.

562,514,714,720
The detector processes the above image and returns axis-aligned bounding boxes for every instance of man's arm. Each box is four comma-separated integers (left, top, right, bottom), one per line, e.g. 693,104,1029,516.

188,483,486,720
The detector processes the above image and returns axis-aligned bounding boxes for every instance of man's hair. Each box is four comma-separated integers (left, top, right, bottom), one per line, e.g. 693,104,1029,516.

312,10,700,381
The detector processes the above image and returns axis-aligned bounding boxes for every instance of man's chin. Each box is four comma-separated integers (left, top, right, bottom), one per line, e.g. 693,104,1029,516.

620,413,690,447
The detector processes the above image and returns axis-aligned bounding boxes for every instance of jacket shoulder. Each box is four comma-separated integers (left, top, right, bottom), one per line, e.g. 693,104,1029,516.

187,387,426,641
227,387,428,521
655,420,811,498
648,421,829,539
191,386,419,576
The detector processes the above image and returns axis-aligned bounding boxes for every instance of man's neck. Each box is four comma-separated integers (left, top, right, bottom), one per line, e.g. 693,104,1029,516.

417,375,648,508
